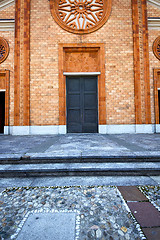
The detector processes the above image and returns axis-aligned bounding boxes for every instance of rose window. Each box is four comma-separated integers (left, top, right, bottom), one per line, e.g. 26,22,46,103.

0,37,9,64
157,43,160,57
50,0,112,34
153,36,160,61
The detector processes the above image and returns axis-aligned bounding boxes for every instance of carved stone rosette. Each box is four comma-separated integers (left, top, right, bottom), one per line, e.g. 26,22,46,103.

0,37,9,64
50,0,112,34
153,36,160,61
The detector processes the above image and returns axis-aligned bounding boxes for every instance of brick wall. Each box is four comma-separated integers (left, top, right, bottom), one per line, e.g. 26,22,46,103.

1,0,158,128
147,3,160,17
147,2,160,123
148,31,160,123
30,0,135,126
0,4,15,19
0,5,15,126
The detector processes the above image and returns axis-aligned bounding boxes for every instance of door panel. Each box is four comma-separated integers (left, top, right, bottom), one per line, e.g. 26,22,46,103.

0,92,5,133
68,94,80,108
66,76,98,133
84,94,97,108
84,78,97,91
66,77,82,133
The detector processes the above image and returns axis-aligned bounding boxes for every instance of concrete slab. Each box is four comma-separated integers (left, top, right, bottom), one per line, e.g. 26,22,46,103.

0,134,160,158
16,212,76,240
150,176,160,184
0,187,5,193
29,152,82,159
0,178,34,187
0,176,157,188
3,162,160,170
30,176,157,187
0,154,22,160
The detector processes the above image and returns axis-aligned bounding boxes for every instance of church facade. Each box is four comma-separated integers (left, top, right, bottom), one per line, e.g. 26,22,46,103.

0,0,160,135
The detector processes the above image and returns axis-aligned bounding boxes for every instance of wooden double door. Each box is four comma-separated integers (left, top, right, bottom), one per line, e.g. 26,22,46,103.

66,76,98,133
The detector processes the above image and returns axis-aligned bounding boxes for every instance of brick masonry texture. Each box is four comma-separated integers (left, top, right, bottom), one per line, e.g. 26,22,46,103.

0,4,15,19
0,31,15,126
147,2,160,17
147,2,160,124
0,0,159,127
148,30,160,124
0,5,15,126
30,0,135,126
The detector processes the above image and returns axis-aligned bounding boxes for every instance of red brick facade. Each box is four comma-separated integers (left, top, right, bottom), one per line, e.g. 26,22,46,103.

0,0,160,134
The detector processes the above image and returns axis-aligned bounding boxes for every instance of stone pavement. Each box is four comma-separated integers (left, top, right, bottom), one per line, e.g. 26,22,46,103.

0,133,160,159
0,182,160,240
0,134,160,239
0,133,160,177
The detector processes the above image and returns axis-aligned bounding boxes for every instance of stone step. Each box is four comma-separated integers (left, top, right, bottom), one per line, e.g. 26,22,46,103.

1,155,160,164
0,162,160,177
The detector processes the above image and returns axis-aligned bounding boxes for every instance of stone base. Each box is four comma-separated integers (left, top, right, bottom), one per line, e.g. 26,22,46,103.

3,124,158,135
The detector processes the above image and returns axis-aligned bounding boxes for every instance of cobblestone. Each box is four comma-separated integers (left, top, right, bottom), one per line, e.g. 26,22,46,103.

0,186,142,240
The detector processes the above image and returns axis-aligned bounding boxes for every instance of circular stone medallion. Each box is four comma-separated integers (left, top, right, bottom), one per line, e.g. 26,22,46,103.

50,0,112,34
153,36,160,61
0,37,9,64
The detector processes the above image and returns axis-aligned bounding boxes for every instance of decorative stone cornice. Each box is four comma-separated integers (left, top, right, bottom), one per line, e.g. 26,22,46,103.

0,19,14,31
148,18,160,29
148,0,160,9
0,0,15,11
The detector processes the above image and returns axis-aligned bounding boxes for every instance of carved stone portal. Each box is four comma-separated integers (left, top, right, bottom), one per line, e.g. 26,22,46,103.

50,0,112,34
0,37,9,64
153,36,160,61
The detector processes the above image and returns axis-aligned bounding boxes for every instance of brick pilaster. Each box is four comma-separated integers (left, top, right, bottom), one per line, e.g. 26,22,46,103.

14,0,30,126
132,0,142,124
141,0,151,124
132,0,151,124
14,0,21,126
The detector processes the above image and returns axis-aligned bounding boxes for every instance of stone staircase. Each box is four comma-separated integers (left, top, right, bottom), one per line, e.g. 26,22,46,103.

0,156,160,177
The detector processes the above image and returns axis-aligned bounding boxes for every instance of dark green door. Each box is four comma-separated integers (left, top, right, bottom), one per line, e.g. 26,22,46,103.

0,92,5,133
66,76,98,133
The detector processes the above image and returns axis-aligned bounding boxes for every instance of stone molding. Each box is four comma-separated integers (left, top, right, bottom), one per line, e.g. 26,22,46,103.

148,0,160,9
0,0,14,11
0,19,14,31
148,18,160,29
4,124,158,135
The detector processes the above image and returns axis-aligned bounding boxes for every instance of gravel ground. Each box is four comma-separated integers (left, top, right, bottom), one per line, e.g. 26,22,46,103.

0,186,142,240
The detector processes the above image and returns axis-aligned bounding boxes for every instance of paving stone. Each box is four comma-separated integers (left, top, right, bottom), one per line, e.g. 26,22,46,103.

0,178,34,187
0,134,160,158
127,202,160,227
0,186,142,239
16,212,76,240
142,227,160,240
30,176,156,187
118,186,148,201
151,176,160,184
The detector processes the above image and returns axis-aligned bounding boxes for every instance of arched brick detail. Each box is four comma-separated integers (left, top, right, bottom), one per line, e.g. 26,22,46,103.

153,36,160,61
0,37,9,64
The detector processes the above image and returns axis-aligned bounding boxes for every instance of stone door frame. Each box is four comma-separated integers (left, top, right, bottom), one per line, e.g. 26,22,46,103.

0,70,10,130
58,43,106,128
